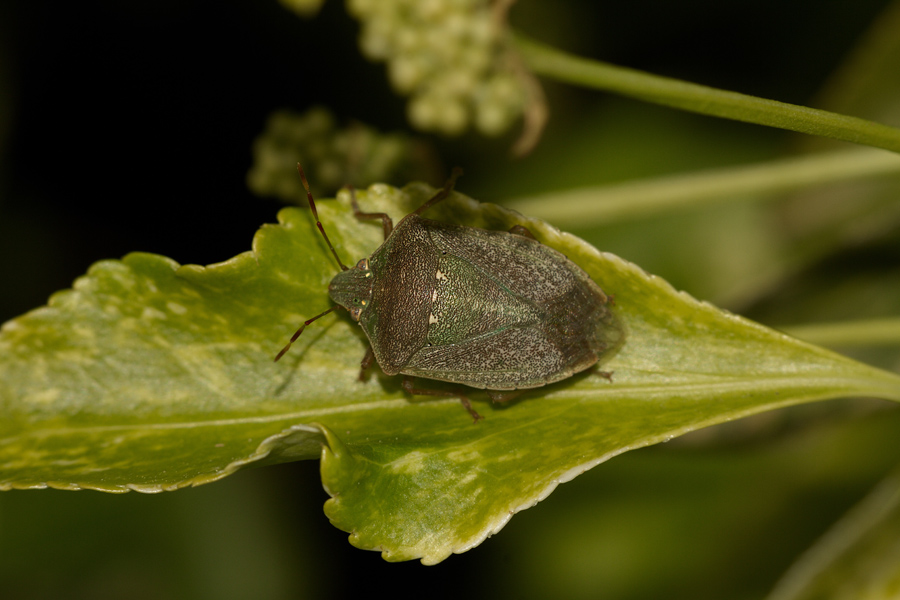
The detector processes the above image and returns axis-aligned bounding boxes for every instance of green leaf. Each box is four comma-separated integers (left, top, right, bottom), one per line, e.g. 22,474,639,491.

494,411,900,599
2,183,899,563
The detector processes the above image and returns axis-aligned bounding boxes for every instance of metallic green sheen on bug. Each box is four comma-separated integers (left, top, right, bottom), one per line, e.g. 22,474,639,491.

276,167,624,420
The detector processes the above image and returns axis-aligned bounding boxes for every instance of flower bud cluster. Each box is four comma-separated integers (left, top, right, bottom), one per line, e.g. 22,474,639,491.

346,0,527,137
248,107,435,201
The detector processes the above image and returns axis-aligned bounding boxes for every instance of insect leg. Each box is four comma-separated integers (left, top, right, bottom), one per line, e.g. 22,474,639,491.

487,389,524,404
508,224,538,240
358,346,376,381
347,186,394,240
401,376,483,423
409,167,464,217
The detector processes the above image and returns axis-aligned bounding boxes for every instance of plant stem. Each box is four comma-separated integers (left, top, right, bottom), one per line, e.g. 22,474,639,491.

784,318,900,347
507,147,900,226
513,33,900,154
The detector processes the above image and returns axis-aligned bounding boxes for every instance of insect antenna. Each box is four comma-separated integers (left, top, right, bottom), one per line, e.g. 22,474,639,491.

274,305,343,362
297,164,349,271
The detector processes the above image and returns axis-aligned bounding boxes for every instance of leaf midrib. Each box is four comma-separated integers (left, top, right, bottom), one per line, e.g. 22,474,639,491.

6,370,898,441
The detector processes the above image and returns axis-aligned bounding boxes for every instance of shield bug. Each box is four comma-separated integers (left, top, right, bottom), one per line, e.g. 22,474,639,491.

276,166,624,421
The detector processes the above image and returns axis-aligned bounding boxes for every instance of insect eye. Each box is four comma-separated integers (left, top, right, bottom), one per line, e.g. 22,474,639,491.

356,258,368,270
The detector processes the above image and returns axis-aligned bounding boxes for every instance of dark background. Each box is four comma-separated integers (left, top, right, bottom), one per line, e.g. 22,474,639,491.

1,0,889,322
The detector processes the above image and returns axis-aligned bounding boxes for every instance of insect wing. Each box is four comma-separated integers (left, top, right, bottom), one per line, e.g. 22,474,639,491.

403,219,623,388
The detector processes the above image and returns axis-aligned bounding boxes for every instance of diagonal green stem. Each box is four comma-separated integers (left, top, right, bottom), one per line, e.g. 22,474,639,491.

513,33,900,154
784,318,900,348
506,147,900,226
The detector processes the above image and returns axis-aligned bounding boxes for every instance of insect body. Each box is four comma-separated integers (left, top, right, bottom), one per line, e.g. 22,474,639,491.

276,167,624,421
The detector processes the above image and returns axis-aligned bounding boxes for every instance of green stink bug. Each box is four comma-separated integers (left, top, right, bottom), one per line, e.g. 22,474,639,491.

276,166,624,421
